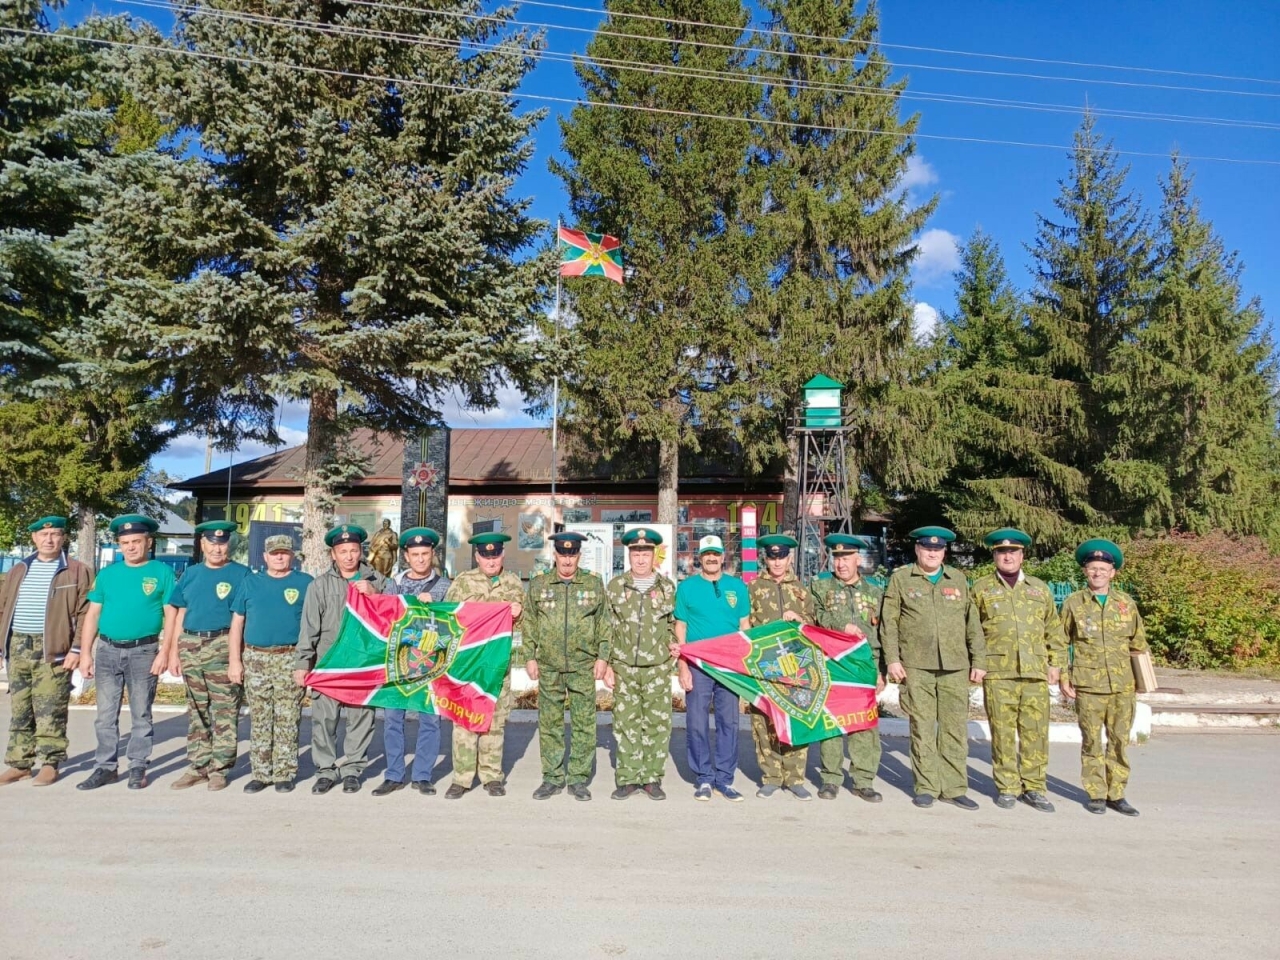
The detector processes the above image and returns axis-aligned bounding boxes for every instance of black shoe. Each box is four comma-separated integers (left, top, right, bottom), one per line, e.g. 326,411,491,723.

1086,798,1106,814
275,779,295,793
1020,791,1055,813
643,782,666,801
913,794,935,808
995,793,1017,809
568,783,591,801
311,776,337,795
242,779,270,794
76,768,118,791
483,781,506,797
818,784,839,800
853,787,883,803
444,784,469,800
127,768,148,790
411,780,436,795
1107,798,1140,817
940,795,978,811
533,781,564,800
611,784,639,800
372,779,405,797
342,776,361,794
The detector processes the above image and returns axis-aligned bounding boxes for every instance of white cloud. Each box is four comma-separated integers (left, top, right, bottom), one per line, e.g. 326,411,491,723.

913,228,961,285
441,382,536,428
913,302,940,343
900,155,939,193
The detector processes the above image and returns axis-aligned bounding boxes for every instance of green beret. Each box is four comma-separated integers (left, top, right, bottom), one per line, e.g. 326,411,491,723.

109,514,158,536
1076,538,1123,569
27,516,68,532
195,520,238,543
984,528,1031,550
324,524,368,547
824,533,869,555
621,527,662,548
400,527,441,549
909,526,955,548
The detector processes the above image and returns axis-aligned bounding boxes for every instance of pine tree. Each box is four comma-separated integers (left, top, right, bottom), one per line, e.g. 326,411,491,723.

77,0,550,569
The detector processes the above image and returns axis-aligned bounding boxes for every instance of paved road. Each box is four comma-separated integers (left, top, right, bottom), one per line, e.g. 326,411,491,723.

0,705,1276,960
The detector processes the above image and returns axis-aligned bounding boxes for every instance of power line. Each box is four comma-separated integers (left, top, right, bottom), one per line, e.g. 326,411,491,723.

6,27,1278,167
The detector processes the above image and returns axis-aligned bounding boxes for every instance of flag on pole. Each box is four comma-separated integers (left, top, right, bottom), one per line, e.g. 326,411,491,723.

677,621,879,745
304,588,513,733
558,226,624,284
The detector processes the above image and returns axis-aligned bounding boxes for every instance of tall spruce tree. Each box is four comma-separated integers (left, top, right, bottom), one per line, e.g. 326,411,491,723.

551,0,757,524
78,0,550,569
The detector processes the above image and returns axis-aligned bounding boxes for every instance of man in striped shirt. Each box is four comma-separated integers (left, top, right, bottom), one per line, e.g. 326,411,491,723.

0,516,92,786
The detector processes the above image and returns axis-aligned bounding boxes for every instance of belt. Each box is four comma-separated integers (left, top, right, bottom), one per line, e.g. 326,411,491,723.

100,635,159,648
247,644,296,654
187,629,230,640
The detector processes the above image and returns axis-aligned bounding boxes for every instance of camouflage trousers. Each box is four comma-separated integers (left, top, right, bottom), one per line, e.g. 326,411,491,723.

903,667,970,799
537,663,596,786
750,708,807,787
1076,690,1135,801
818,730,881,789
612,662,671,787
983,677,1050,794
243,647,303,782
4,632,72,769
452,670,513,788
178,632,242,773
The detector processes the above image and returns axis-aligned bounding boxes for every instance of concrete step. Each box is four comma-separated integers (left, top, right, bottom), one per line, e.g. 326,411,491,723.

1149,702,1280,729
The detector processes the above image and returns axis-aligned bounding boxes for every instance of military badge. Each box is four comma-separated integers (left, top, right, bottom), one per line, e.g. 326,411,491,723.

284,588,299,605
941,586,960,601
725,591,738,609
216,581,232,600
745,625,830,726
141,577,157,596
387,607,462,694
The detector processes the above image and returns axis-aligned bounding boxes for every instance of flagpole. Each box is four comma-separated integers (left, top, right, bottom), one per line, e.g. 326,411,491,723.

551,219,562,527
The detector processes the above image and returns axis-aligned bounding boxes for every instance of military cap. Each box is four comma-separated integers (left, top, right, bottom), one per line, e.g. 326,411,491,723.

621,527,662,548
549,531,586,555
399,527,442,549
909,526,955,548
324,524,368,547
823,533,869,555
759,533,799,559
697,535,724,555
984,528,1032,550
470,532,510,557
1076,538,1123,570
264,534,295,553
28,516,68,532
194,520,238,543
109,514,159,536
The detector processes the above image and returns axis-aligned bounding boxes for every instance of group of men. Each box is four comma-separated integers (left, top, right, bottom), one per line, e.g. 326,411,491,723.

0,512,1148,816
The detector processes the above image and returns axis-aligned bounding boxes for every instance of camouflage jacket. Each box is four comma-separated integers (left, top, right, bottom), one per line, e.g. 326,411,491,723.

523,568,607,668
809,575,882,657
880,564,985,671
1060,588,1148,694
970,572,1065,680
444,569,525,611
747,571,814,627
603,571,677,667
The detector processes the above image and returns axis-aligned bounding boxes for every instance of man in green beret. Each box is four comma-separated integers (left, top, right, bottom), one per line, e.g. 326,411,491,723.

443,532,523,799
1060,539,1147,816
0,516,92,786
604,527,677,800
812,534,885,802
748,534,816,800
295,524,386,794
373,527,451,797
525,531,608,801
77,515,176,791
881,526,986,810
164,520,250,791
971,528,1064,812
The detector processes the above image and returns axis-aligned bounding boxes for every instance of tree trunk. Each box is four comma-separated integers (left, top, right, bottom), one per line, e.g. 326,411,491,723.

656,435,679,527
74,509,97,569
301,389,339,576
782,430,800,537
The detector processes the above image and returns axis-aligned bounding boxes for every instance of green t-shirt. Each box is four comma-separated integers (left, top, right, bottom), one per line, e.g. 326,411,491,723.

230,570,314,647
674,573,750,642
88,559,176,641
170,561,251,632
926,569,944,585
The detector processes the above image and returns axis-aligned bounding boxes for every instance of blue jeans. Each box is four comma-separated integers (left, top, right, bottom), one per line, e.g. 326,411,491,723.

685,665,739,788
382,709,440,783
93,640,159,772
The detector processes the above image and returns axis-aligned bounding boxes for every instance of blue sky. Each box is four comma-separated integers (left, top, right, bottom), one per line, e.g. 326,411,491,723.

58,0,1280,484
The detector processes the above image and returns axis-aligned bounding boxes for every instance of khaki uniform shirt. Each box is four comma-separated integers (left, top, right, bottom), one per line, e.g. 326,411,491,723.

971,572,1065,680
1060,588,1148,694
880,564,985,671
747,570,813,628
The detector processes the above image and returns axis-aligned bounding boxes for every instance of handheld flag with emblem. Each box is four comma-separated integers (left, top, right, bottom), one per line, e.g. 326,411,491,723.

558,226,624,284
677,621,879,746
305,588,513,733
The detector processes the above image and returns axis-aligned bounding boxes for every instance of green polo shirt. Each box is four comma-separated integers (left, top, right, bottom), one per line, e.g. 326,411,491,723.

170,561,251,632
87,560,176,641
674,573,750,642
230,570,314,647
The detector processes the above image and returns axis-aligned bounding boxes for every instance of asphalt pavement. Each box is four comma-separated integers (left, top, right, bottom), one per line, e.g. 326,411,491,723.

0,704,1276,960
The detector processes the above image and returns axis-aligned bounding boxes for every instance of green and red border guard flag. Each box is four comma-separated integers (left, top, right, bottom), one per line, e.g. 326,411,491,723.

678,621,879,746
558,226,624,284
305,589,513,733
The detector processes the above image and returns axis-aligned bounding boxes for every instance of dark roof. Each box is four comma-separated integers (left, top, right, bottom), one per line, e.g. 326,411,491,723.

449,428,560,485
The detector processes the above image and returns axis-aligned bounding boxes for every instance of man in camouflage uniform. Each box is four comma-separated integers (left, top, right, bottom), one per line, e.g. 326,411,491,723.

443,532,523,799
881,526,986,810
748,534,815,800
1060,538,1147,817
525,532,608,801
604,527,676,800
970,528,1064,813
812,533,884,803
